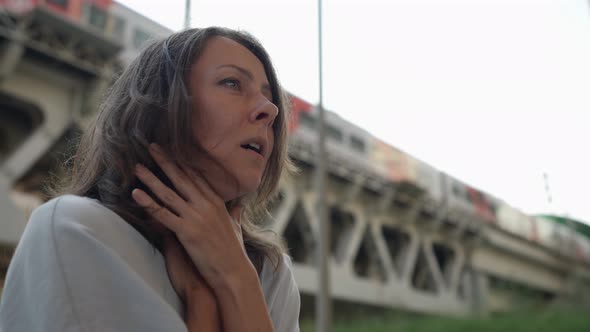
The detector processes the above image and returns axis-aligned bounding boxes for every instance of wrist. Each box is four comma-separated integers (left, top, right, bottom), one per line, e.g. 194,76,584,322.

184,287,220,331
211,259,259,300
186,285,217,307
208,260,275,332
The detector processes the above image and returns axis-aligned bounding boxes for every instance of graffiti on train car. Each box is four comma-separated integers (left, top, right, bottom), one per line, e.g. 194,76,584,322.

408,156,442,202
0,0,112,20
288,94,312,132
466,187,496,224
284,93,590,265
369,138,414,183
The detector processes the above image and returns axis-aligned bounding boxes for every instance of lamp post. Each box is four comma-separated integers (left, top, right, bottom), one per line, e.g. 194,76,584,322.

184,0,191,29
316,0,331,331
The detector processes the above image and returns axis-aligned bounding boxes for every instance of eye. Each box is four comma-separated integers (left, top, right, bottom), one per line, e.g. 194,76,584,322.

219,78,240,89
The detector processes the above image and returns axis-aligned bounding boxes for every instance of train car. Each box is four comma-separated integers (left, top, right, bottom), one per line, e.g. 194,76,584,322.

533,217,556,252
496,202,536,240
0,1,173,66
572,233,590,263
406,156,444,216
108,2,172,65
288,94,313,132
535,215,590,261
534,216,575,257
288,100,407,191
0,0,112,26
1,0,81,18
466,186,497,224
440,174,477,225
368,138,414,184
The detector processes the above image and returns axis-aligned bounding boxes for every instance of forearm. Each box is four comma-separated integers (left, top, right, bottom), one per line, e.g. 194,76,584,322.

185,289,222,332
214,263,275,332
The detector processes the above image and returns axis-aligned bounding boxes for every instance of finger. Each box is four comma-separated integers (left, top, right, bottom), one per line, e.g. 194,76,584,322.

229,204,245,248
149,144,203,204
132,188,184,234
134,163,188,216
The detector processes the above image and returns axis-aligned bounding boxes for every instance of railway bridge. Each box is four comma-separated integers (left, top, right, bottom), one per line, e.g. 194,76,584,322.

1,3,589,317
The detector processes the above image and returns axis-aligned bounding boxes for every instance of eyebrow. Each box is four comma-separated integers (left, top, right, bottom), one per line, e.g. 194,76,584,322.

217,64,272,97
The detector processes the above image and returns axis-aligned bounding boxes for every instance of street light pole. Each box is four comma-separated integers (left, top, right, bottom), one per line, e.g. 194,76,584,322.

316,0,331,331
184,0,191,29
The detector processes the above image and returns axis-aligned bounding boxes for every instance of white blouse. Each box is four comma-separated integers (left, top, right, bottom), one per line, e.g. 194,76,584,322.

0,195,300,332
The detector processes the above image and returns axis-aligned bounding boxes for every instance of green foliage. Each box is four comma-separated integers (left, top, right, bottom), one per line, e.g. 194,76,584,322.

301,309,590,332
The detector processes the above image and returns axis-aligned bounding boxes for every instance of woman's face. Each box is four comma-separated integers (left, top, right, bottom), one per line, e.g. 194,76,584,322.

189,36,278,202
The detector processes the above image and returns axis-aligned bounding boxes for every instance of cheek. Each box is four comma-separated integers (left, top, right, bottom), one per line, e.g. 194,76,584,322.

191,105,229,149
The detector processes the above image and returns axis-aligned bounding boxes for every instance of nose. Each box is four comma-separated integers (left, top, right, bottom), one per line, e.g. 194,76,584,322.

250,94,278,127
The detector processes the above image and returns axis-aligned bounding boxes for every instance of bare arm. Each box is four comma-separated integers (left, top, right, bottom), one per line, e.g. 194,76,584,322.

168,241,272,332
161,234,222,332
213,262,275,332
133,144,276,331
185,288,222,332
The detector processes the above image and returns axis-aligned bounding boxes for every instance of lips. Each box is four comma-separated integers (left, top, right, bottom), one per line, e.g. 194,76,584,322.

241,142,262,154
240,137,267,158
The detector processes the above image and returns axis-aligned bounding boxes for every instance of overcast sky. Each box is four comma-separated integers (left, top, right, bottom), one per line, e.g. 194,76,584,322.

118,0,590,224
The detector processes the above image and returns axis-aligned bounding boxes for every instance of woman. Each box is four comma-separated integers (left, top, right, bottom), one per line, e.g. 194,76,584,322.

0,27,301,331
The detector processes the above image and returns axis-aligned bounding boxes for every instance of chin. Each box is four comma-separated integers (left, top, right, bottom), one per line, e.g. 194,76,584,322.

207,165,264,201
239,180,262,196
215,179,262,202
237,173,263,195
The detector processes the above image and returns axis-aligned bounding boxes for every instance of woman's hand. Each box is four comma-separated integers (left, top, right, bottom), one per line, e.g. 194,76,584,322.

133,143,275,332
132,143,253,291
161,233,221,331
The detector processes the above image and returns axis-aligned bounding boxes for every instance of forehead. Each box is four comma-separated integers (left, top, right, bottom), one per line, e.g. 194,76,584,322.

192,36,268,82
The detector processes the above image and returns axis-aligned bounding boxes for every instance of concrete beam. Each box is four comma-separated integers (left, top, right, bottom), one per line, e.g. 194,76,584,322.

472,246,564,293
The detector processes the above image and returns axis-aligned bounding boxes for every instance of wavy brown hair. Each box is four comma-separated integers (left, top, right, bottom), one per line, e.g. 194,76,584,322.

58,27,293,273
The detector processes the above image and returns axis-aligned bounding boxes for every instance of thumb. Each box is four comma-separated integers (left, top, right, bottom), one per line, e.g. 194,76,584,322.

229,204,244,225
228,204,245,249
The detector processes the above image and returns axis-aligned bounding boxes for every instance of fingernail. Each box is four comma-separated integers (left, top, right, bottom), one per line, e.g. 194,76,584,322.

135,163,144,174
132,189,148,204
149,143,161,153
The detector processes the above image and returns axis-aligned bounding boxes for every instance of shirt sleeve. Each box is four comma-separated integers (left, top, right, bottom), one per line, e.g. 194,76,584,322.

0,197,187,332
262,254,301,332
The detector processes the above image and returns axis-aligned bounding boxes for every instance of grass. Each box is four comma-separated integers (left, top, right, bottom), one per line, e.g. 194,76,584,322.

300,309,590,332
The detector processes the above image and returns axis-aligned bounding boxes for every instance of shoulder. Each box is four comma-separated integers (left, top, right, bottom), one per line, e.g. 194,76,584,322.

17,195,109,254
262,253,296,281
23,195,166,282
2,195,184,331
260,253,297,293
30,194,127,232
26,195,149,252
260,254,301,332
16,195,164,286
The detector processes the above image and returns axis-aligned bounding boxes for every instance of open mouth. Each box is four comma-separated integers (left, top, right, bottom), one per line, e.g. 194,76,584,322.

241,143,262,155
